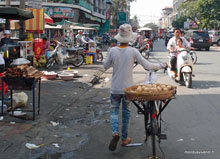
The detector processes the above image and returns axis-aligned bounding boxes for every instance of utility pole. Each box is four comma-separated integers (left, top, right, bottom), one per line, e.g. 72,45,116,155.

5,0,11,30
19,0,26,40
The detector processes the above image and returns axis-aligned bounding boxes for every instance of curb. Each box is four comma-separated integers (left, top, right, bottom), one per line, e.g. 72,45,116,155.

210,46,220,51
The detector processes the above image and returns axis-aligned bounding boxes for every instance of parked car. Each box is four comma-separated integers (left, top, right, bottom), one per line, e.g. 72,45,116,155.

208,30,220,46
185,30,211,51
165,30,174,46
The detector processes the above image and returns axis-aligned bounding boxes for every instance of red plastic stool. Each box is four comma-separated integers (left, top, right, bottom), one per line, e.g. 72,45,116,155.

0,73,8,94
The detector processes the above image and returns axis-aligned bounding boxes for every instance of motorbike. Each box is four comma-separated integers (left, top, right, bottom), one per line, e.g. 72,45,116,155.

46,41,85,68
189,50,197,64
167,49,194,88
139,39,151,59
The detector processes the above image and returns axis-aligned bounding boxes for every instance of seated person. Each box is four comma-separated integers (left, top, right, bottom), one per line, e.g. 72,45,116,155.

0,30,13,47
43,37,50,54
82,32,91,49
176,38,185,53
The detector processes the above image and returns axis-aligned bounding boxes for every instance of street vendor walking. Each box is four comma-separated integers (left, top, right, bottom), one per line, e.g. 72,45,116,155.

104,24,167,151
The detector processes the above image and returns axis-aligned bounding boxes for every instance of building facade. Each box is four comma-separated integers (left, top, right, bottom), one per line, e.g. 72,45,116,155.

0,0,108,25
161,7,173,29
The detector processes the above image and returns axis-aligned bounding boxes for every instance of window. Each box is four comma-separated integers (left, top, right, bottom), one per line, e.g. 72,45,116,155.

193,31,209,38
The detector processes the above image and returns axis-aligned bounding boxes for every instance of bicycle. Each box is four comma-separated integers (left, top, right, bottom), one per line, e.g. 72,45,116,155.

125,71,176,159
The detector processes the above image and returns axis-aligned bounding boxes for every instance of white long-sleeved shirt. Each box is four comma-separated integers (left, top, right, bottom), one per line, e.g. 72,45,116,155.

104,46,164,94
167,36,190,56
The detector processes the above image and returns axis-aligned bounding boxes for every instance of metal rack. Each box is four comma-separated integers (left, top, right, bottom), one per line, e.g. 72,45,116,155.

1,78,41,120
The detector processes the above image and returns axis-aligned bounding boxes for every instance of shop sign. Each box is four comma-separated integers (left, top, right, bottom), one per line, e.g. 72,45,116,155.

44,7,74,18
117,12,127,27
28,0,42,9
191,21,198,29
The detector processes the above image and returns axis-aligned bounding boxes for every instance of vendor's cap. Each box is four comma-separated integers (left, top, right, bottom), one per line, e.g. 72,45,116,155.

4,30,10,35
114,24,137,43
78,30,83,33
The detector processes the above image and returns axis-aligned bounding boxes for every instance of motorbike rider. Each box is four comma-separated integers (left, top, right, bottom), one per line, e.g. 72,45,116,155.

81,32,91,49
75,30,83,46
104,23,167,151
82,32,91,43
167,28,191,75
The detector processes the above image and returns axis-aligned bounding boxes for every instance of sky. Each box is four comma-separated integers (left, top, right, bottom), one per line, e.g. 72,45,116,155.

130,0,173,27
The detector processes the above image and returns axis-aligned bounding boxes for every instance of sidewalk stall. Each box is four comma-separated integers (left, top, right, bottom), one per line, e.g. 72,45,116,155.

0,7,34,67
0,7,44,120
1,64,43,120
25,8,46,67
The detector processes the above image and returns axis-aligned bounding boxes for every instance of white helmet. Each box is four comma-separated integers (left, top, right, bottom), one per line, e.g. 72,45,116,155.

4,30,10,35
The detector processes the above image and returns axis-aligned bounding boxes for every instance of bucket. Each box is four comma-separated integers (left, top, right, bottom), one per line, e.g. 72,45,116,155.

86,56,93,64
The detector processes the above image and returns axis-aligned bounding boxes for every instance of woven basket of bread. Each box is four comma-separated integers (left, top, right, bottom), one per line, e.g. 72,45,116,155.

124,83,176,101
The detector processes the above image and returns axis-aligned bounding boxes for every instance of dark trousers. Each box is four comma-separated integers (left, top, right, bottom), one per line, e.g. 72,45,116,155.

170,56,177,71
0,64,5,73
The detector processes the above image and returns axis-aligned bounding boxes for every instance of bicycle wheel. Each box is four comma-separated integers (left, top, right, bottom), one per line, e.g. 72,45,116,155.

150,101,157,157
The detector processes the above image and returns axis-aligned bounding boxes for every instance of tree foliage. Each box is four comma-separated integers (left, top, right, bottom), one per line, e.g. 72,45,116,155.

130,15,140,28
197,0,220,29
179,0,200,25
179,0,220,29
143,23,159,33
172,16,187,29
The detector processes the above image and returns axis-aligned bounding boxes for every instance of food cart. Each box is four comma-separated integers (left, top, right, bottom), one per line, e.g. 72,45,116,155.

0,7,34,67
0,7,43,120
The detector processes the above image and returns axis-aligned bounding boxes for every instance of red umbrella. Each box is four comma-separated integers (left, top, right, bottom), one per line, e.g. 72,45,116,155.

44,13,53,24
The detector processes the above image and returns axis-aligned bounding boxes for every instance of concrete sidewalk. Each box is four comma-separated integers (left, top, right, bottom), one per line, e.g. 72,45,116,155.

0,61,110,159
211,46,220,51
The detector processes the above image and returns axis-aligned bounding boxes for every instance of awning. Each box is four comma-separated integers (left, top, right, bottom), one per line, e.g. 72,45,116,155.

70,25,95,30
45,24,63,29
44,13,53,24
0,7,34,20
25,8,44,33
138,27,152,31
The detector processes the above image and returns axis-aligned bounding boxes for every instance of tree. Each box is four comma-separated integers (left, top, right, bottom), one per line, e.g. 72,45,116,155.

172,16,187,29
130,15,140,28
143,23,159,33
179,0,220,29
179,0,200,26
197,0,220,29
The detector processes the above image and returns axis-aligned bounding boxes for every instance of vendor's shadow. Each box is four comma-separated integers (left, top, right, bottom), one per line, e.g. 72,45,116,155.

192,80,220,89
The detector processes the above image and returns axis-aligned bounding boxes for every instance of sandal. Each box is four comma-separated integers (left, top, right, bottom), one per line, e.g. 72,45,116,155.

108,134,120,151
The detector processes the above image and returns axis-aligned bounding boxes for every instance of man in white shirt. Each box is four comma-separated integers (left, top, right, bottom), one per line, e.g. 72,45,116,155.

75,30,83,46
167,28,191,73
104,24,167,151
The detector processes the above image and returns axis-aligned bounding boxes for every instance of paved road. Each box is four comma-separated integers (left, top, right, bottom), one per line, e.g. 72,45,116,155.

75,39,220,159
0,40,219,159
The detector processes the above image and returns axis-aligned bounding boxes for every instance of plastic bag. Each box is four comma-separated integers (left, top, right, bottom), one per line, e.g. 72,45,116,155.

13,92,28,108
57,48,66,65
11,58,30,66
144,71,157,84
